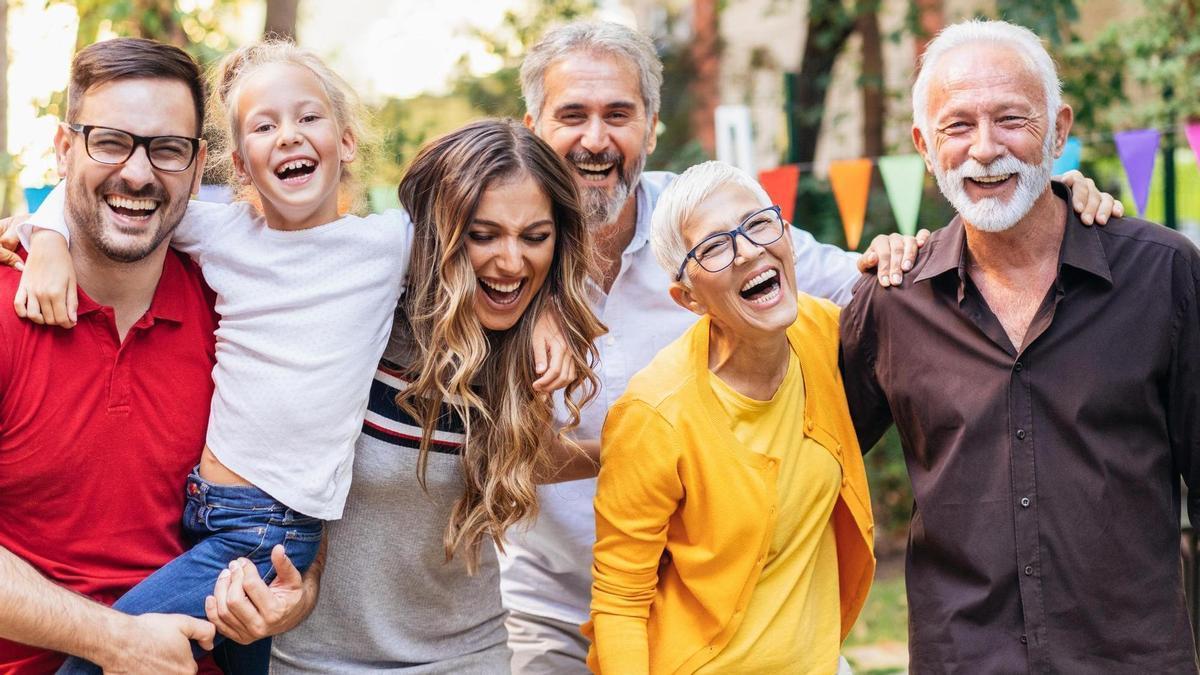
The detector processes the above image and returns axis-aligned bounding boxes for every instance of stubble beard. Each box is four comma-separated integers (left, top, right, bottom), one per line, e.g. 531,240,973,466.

65,174,184,264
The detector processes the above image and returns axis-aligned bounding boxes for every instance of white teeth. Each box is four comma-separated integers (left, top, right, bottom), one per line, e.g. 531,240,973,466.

276,159,315,173
748,284,781,305
575,162,614,173
481,279,521,293
741,269,778,292
105,196,157,211
972,174,1011,184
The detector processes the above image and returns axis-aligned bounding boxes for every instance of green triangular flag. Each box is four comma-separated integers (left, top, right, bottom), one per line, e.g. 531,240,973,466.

877,154,927,236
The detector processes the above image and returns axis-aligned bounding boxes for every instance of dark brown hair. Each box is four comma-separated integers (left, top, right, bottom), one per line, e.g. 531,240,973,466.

68,38,204,135
397,118,604,572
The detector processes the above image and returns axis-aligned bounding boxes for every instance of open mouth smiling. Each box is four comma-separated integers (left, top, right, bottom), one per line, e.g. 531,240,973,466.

274,158,317,184
572,159,616,183
105,195,159,219
966,174,1014,189
739,267,781,305
479,277,526,306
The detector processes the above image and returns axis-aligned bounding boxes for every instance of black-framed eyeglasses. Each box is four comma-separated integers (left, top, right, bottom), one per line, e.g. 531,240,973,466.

676,205,786,281
66,123,201,173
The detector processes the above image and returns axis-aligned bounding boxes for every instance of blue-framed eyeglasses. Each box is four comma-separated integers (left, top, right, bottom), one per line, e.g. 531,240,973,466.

676,205,785,281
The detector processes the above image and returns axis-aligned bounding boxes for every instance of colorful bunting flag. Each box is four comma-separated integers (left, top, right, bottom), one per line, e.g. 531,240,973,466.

828,158,873,250
1052,137,1082,175
1185,122,1200,172
876,154,925,236
1113,129,1160,216
758,164,801,223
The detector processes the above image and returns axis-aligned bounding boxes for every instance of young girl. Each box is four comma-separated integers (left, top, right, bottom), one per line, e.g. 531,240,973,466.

21,41,599,674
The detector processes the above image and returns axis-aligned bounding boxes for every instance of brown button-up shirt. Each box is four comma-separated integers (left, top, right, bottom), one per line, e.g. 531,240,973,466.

840,182,1200,674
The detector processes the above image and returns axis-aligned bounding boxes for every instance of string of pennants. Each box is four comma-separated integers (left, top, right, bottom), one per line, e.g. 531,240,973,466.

759,124,1196,250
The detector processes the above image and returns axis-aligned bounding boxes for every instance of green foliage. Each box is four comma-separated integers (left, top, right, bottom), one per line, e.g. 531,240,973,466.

864,427,913,555
995,0,1079,45
449,0,599,119
70,0,239,64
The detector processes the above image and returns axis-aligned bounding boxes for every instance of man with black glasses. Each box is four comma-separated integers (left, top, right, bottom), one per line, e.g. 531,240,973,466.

0,38,223,675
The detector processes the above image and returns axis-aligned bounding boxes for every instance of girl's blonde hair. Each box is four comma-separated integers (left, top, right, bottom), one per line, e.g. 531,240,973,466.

205,39,375,213
397,118,605,573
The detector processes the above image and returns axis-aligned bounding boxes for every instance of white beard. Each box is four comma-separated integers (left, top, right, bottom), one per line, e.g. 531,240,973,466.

933,136,1054,233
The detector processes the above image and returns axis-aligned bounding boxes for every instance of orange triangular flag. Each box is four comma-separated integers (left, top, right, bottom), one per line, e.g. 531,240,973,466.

828,158,873,249
758,164,801,223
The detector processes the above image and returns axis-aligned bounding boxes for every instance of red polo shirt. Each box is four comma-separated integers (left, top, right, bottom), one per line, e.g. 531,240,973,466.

0,248,218,674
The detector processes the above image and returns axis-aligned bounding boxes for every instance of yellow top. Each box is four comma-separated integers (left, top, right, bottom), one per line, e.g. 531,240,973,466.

583,294,875,675
698,348,843,674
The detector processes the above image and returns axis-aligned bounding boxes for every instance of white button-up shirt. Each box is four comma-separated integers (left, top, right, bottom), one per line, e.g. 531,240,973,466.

498,171,862,626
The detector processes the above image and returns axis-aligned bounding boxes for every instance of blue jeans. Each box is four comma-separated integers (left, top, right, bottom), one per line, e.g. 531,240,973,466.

58,469,324,675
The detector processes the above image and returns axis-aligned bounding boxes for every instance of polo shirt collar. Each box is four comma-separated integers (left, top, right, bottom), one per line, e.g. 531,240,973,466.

913,180,1114,294
76,249,189,324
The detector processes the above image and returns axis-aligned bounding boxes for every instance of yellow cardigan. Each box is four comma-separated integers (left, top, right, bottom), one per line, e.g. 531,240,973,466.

583,294,876,675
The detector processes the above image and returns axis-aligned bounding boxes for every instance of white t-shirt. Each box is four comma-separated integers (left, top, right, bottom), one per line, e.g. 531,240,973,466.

26,186,413,520
497,171,862,626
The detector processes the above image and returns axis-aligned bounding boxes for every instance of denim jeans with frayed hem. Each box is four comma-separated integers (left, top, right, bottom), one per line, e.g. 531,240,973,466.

57,468,323,675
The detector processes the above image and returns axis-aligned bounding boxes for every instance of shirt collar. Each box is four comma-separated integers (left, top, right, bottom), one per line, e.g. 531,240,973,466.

625,177,653,255
913,180,1114,291
76,249,189,324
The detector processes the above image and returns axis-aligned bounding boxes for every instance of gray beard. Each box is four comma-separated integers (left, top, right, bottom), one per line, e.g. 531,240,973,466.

580,151,647,231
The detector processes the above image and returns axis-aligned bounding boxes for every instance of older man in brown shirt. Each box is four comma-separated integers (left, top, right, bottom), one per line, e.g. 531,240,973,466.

841,19,1200,674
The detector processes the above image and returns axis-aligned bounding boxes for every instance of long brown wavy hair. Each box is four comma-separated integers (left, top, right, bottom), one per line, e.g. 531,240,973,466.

396,118,604,572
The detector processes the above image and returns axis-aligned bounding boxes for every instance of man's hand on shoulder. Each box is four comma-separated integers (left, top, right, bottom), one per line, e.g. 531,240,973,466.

98,612,213,675
858,229,932,288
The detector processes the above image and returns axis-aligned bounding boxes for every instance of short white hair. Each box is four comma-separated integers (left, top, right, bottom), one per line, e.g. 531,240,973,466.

650,161,772,282
912,20,1062,144
520,21,663,125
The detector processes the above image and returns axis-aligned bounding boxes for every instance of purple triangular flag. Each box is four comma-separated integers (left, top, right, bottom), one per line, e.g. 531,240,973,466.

1185,122,1200,172
1113,129,1160,216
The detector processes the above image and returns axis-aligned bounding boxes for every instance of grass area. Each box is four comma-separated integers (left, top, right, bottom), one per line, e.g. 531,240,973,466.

843,560,909,674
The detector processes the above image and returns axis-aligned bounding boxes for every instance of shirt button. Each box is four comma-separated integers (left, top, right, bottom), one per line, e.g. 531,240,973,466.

1024,565,1034,576
805,420,814,432
1020,497,1031,508
1020,635,1028,645
1014,361,1023,372
1016,429,1027,440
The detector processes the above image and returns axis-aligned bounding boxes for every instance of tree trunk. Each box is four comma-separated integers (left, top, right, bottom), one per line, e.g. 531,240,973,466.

689,0,719,157
858,5,883,157
913,0,944,65
264,0,300,41
134,0,186,48
789,0,855,163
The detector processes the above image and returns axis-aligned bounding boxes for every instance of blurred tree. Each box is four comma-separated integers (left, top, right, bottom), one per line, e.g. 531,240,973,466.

71,0,238,63
690,0,718,157
264,0,299,41
788,0,857,164
450,0,599,119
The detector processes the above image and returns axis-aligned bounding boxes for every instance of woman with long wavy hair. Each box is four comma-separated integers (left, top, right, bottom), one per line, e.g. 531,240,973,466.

266,118,605,673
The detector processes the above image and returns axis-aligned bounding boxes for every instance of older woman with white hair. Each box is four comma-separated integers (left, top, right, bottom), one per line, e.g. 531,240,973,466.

582,160,875,674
